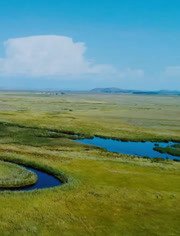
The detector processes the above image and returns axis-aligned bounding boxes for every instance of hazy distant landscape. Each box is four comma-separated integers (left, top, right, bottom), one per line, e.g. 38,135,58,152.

90,87,180,95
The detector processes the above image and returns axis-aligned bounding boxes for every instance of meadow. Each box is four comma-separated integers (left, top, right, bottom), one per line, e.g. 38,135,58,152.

0,160,37,188
0,92,179,235
0,92,180,141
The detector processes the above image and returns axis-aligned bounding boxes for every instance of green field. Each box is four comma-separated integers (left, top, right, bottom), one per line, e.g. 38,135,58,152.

0,92,180,141
0,160,37,188
0,92,179,235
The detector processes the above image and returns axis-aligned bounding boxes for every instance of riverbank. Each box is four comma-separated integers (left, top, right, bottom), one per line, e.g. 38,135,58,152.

0,137,179,235
0,160,37,188
76,137,180,161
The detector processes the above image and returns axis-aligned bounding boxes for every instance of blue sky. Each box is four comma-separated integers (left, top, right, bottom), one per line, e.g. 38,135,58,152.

0,0,179,90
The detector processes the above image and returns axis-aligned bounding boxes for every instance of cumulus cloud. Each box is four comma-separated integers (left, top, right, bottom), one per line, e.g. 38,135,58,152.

165,66,180,77
0,35,116,77
0,35,143,79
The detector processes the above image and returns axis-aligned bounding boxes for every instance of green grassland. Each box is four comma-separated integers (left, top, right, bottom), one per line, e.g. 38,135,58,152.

0,160,37,188
0,92,180,141
0,92,180,235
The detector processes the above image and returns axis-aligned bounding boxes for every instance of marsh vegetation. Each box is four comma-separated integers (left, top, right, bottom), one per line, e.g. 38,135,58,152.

0,92,179,235
0,160,37,188
154,143,180,157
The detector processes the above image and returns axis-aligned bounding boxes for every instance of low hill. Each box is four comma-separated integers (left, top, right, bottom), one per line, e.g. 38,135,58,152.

90,87,132,94
90,88,180,95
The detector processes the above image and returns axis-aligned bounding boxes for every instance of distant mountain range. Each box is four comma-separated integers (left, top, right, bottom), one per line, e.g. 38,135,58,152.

0,88,179,96
90,88,180,95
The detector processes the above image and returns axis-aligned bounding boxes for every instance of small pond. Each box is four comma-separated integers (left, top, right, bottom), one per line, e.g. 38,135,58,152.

76,137,180,161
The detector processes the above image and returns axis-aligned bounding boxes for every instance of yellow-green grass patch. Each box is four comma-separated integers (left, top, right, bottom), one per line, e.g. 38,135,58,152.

0,160,37,188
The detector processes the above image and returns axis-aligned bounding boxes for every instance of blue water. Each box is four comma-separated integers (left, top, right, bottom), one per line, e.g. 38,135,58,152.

76,137,180,161
20,167,62,191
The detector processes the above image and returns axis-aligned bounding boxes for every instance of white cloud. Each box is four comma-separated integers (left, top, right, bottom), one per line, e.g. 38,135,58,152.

0,35,116,77
0,35,144,79
165,66,180,77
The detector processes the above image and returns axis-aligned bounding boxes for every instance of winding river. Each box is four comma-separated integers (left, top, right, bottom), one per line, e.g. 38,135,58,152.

1,136,179,191
20,166,62,191
76,137,180,161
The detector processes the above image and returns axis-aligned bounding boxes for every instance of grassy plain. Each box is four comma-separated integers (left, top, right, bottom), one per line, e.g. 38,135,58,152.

0,160,37,188
0,92,179,235
0,92,180,141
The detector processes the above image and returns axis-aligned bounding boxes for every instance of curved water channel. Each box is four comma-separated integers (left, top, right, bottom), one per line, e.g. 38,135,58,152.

1,137,179,191
1,164,62,191
76,137,180,161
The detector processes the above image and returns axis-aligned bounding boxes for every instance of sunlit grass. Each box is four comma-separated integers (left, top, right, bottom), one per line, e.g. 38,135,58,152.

0,160,37,188
0,92,179,141
0,92,179,235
